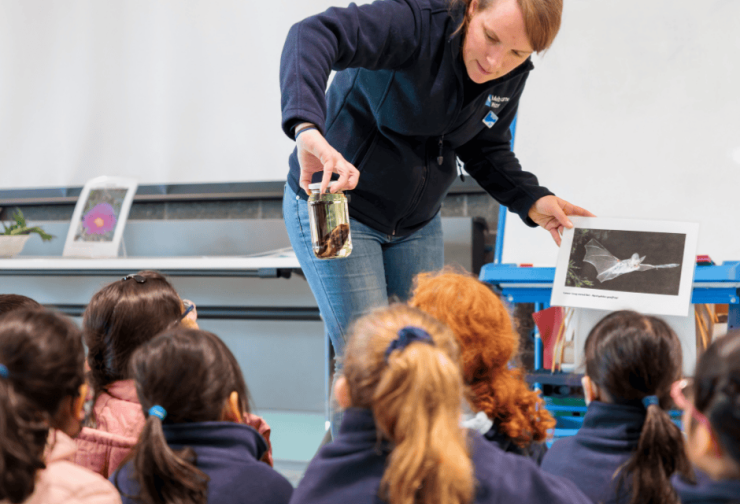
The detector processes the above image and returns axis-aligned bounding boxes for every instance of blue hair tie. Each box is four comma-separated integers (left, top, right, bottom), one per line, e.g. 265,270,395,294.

0,364,8,379
642,395,659,408
384,326,435,361
148,405,167,420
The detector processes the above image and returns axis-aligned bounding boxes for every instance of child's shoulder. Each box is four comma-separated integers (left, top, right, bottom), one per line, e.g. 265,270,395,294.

34,459,121,504
468,433,591,504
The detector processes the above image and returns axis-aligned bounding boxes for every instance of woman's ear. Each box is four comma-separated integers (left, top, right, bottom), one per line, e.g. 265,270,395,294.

221,391,243,423
334,376,351,409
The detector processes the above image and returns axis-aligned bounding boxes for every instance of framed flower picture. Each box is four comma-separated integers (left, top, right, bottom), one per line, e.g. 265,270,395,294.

63,176,138,257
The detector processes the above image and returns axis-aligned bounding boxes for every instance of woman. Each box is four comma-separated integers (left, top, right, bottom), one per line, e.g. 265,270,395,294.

280,0,592,402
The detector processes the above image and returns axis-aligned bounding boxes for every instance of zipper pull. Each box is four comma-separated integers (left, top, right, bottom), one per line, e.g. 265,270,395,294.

437,136,444,165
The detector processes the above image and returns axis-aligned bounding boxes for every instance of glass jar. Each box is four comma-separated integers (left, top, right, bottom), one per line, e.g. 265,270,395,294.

307,182,353,260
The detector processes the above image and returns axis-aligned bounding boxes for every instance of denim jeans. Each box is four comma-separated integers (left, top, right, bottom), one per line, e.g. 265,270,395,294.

283,183,444,434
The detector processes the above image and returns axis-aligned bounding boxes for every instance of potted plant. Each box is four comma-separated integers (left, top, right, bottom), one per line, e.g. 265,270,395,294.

1,209,54,258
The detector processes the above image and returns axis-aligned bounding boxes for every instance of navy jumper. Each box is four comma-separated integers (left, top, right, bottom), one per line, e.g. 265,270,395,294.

112,422,293,504
541,401,647,504
290,408,591,504
673,469,740,504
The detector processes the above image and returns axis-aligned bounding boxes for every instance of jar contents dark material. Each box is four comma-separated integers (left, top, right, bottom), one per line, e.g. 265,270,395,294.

307,183,352,259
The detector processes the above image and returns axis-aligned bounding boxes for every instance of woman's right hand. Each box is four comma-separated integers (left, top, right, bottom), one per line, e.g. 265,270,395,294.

296,126,360,194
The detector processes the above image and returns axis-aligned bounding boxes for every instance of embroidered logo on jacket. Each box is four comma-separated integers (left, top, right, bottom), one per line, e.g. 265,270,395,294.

482,111,498,128
485,95,510,108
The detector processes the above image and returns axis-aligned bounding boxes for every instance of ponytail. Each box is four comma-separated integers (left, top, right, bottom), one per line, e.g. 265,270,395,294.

0,380,48,503
0,309,85,503
584,311,686,504
121,328,252,504
616,402,690,504
123,414,208,504
344,304,474,504
375,343,473,504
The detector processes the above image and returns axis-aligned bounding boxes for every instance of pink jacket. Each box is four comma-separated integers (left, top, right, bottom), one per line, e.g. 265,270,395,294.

75,380,275,478
6,430,121,504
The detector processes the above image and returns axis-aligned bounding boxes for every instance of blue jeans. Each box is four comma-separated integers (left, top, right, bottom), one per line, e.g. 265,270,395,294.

283,183,444,431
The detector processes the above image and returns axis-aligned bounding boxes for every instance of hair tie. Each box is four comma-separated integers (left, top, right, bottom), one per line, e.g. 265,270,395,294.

642,395,659,408
148,405,167,420
0,364,8,379
385,326,435,361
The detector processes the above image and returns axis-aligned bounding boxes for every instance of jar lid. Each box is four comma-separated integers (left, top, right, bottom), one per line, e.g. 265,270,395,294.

308,181,338,192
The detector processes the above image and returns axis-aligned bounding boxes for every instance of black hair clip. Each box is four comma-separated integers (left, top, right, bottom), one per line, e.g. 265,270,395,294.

122,274,146,283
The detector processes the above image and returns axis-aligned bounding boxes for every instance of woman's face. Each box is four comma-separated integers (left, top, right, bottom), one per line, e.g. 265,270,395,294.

462,0,534,84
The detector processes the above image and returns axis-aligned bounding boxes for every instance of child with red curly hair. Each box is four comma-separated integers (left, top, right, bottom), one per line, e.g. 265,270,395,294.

409,268,554,464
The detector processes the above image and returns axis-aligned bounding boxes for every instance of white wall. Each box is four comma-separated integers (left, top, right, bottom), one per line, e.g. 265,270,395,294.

503,0,740,265
0,0,366,189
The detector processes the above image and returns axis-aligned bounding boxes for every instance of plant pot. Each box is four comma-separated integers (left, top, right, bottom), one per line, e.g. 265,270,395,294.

0,235,30,258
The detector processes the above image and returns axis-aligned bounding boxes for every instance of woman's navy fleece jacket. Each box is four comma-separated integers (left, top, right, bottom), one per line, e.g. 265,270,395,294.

289,408,591,504
280,0,553,237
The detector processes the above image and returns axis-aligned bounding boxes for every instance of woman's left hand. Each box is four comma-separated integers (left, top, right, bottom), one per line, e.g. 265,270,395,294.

528,196,595,246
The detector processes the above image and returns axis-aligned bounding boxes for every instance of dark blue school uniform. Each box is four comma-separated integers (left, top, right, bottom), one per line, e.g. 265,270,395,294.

673,468,740,504
112,421,293,504
541,401,647,504
483,422,548,466
290,408,591,504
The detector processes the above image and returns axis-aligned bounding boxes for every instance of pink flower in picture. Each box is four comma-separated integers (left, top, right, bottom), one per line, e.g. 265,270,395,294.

82,203,117,235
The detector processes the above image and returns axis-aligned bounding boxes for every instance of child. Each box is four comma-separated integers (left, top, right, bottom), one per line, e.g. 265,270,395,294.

0,293,42,316
112,327,293,504
409,270,555,464
671,329,740,503
0,309,121,503
541,310,690,504
75,270,273,476
291,304,591,504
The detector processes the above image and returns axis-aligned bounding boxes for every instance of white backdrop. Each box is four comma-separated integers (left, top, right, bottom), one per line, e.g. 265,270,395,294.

0,0,366,190
503,0,740,265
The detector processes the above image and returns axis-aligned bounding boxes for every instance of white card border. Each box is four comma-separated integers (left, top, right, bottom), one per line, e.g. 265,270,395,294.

551,217,699,317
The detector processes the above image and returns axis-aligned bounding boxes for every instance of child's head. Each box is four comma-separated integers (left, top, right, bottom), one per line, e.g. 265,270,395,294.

675,329,740,480
120,327,251,504
409,269,555,445
0,309,86,503
583,310,683,403
583,310,688,504
338,303,473,504
83,270,183,391
0,294,42,317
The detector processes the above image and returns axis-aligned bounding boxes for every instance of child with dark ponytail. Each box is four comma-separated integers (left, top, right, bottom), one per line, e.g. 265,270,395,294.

0,309,120,503
671,329,740,503
541,310,690,504
112,327,292,504
75,270,274,476
290,304,591,504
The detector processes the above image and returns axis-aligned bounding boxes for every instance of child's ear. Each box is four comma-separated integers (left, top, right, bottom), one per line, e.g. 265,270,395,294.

73,383,89,422
334,376,351,409
691,420,720,459
581,375,601,405
221,391,243,423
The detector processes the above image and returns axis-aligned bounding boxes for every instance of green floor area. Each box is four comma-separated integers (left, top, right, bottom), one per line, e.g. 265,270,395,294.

257,410,327,486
